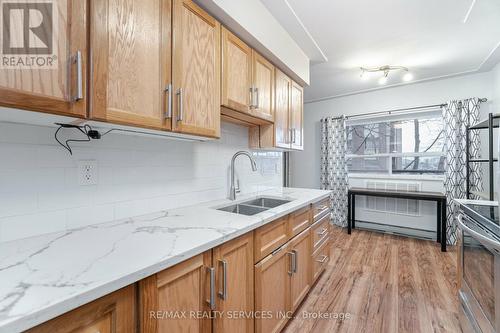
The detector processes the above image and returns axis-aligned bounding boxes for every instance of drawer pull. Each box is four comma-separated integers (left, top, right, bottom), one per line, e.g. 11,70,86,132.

316,255,328,264
316,205,329,211
317,228,328,236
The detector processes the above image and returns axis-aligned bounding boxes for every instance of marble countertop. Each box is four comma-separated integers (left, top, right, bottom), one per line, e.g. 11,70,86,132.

0,187,331,333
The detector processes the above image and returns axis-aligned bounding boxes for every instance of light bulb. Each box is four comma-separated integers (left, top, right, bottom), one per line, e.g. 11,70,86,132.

403,72,413,82
378,76,388,85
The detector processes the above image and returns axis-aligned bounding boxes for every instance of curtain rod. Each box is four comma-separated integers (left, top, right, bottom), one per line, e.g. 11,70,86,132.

326,98,488,120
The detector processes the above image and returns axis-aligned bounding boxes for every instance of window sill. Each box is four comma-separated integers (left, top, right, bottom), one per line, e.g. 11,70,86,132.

348,173,444,181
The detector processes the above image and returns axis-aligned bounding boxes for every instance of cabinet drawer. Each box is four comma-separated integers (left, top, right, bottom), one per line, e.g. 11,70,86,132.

254,215,289,263
311,238,330,284
289,206,311,238
313,197,331,221
311,214,330,251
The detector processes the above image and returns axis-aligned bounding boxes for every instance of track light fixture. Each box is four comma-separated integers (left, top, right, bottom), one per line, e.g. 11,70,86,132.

359,65,412,84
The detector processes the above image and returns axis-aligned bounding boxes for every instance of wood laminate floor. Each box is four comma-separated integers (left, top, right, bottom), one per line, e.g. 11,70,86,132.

283,227,462,333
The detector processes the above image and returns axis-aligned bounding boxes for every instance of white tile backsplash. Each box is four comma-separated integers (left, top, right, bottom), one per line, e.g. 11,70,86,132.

0,121,282,242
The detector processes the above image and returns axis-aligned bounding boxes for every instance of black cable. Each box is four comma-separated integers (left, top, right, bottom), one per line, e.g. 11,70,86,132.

54,123,93,155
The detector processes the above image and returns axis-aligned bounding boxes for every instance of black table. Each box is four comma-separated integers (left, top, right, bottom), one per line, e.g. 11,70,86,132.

347,187,447,252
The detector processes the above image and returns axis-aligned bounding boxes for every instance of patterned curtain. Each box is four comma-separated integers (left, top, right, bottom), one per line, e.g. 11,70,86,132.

443,98,483,244
320,116,349,227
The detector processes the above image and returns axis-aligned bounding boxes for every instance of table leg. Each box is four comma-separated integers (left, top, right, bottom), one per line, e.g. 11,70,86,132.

352,194,356,229
441,199,447,252
347,193,351,234
436,201,441,243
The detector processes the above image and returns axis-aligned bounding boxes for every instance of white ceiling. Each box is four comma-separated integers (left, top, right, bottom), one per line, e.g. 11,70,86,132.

261,0,500,102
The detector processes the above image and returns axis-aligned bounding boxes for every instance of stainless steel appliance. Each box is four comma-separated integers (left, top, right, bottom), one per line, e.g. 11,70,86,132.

458,203,500,333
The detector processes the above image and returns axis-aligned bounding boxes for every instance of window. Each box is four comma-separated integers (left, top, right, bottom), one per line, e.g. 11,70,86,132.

346,113,444,175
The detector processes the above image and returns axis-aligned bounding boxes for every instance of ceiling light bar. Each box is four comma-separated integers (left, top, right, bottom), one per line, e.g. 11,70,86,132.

359,65,412,84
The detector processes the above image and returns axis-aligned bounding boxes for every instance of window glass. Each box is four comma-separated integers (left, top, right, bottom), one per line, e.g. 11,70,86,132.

346,114,444,175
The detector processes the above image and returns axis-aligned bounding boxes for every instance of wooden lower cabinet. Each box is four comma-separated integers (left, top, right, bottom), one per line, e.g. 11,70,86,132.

27,286,136,333
139,252,212,333
213,233,254,333
28,205,324,333
255,243,291,333
255,227,312,333
289,229,311,312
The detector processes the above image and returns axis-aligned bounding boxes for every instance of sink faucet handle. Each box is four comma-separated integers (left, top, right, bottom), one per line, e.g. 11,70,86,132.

235,179,241,194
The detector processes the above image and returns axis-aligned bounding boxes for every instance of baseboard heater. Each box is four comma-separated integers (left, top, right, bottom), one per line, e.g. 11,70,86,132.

354,220,436,241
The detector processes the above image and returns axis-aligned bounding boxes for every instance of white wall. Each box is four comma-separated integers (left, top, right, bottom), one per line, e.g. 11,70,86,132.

0,122,282,243
291,71,494,189
291,71,494,233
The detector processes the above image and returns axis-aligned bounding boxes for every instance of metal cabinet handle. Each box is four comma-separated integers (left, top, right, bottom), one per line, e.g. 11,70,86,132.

292,250,297,273
249,87,254,108
287,252,294,276
164,83,172,119
176,88,183,122
206,267,215,310
317,205,329,211
289,129,293,144
316,255,328,263
317,228,328,236
292,129,297,143
218,260,227,300
73,51,83,101
254,87,259,108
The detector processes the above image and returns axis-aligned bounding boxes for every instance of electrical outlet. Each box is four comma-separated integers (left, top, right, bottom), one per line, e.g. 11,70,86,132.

78,160,98,185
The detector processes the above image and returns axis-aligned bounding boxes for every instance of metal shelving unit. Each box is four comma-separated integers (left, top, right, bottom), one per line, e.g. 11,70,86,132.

466,113,499,201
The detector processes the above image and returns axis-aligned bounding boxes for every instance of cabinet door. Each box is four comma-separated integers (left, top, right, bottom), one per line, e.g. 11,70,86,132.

289,228,311,312
139,252,212,333
255,244,291,333
290,81,304,150
0,0,87,117
27,286,135,333
90,0,172,130
251,51,274,122
172,0,221,138
274,69,291,149
221,27,252,113
213,233,254,333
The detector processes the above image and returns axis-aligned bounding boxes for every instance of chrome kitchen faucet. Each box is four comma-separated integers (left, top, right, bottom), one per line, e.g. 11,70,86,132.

229,151,258,200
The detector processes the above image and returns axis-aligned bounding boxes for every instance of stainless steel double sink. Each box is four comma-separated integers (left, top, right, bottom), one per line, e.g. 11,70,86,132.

216,197,292,216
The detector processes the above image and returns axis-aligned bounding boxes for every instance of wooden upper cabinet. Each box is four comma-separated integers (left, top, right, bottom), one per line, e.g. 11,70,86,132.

139,252,212,333
255,243,291,333
172,0,221,138
290,81,304,150
249,69,304,151
213,233,254,333
0,0,87,117
27,286,135,333
274,69,292,149
90,0,171,130
221,27,252,113
250,51,274,122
